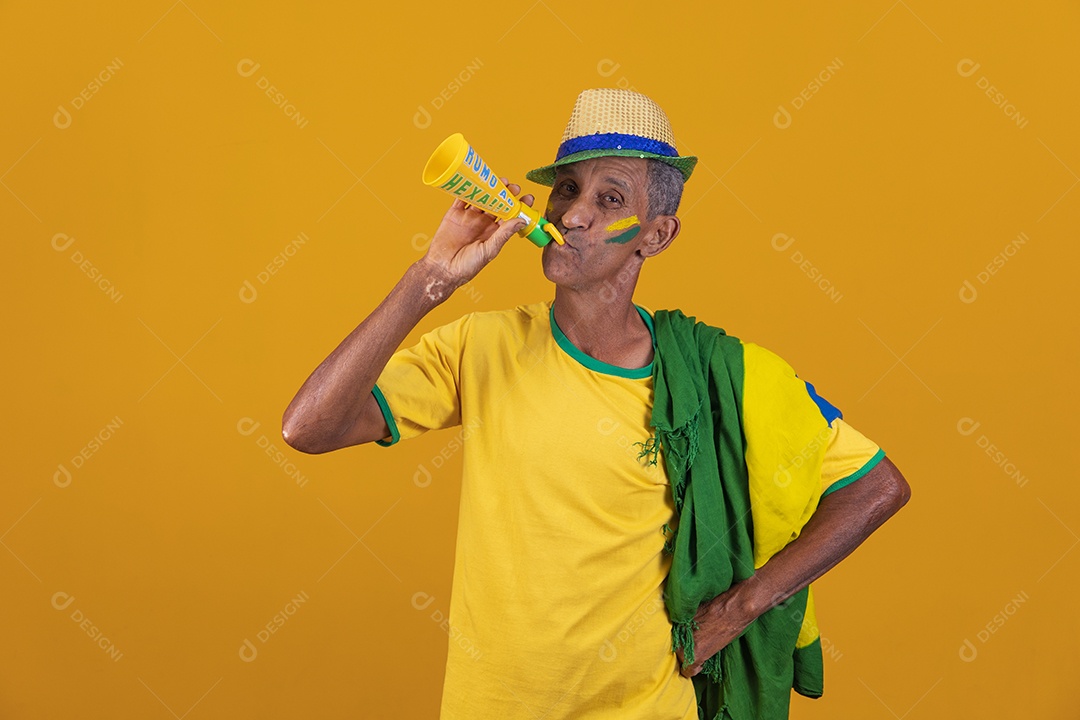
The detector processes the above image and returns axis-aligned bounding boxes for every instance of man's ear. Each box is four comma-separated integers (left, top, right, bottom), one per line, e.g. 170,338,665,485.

638,215,681,258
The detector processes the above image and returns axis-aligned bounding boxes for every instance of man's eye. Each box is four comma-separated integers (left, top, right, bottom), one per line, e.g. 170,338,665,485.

604,195,621,204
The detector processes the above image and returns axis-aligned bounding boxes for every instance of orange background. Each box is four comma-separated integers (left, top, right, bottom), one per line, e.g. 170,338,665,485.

4,2,1077,718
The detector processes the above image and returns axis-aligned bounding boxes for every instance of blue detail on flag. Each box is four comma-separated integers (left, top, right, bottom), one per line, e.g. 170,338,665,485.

801,379,842,426
556,132,678,161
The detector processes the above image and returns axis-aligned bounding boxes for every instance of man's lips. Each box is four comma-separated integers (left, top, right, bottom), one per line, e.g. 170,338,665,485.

553,231,576,249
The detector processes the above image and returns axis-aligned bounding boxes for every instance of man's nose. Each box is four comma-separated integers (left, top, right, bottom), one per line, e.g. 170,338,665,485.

560,194,594,231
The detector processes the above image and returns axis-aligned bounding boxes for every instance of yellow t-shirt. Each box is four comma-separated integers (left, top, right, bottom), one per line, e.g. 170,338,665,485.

371,299,884,719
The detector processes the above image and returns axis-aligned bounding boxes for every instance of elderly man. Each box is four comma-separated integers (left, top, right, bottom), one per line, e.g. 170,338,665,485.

282,88,910,720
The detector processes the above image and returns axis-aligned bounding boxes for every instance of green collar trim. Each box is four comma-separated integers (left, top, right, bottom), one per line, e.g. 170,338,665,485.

548,301,656,379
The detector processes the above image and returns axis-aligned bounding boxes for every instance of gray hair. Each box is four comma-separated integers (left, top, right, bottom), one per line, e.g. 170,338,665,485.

645,160,685,219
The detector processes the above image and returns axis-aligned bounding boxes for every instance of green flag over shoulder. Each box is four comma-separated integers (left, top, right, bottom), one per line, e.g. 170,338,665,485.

635,308,834,719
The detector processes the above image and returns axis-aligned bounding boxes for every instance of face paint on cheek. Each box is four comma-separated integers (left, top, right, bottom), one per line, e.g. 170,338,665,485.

604,215,641,244
606,226,641,244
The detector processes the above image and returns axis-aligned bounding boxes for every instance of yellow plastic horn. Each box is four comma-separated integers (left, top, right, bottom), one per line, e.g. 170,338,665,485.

422,133,564,247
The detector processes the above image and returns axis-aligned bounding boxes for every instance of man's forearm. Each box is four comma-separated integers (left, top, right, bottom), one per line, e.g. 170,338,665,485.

731,456,911,617
281,258,457,452
680,456,911,676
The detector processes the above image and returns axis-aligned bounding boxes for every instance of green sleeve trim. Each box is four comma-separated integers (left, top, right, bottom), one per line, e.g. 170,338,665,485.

548,301,655,379
821,447,886,498
371,383,400,447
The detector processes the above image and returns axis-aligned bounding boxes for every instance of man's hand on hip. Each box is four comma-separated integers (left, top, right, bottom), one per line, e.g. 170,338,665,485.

675,577,760,678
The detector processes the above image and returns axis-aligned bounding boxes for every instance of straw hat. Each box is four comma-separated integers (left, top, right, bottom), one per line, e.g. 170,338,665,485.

525,88,697,187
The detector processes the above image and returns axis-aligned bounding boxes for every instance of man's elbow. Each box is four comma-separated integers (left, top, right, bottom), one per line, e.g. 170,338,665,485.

281,413,331,455
893,473,912,509
877,456,911,514
281,409,380,454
